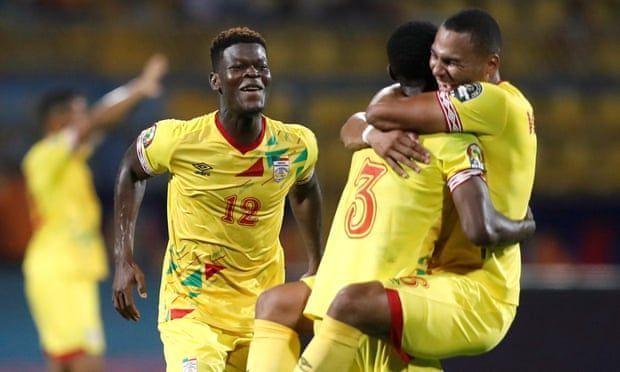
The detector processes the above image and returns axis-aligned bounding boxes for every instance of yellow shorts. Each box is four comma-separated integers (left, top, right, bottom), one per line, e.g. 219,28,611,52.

159,317,252,372
383,272,516,360
24,275,104,359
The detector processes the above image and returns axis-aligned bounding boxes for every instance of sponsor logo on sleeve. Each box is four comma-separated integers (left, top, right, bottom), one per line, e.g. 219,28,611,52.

467,143,485,170
451,83,483,102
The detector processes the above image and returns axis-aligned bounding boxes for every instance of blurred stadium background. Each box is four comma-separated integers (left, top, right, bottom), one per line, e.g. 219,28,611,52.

0,0,618,371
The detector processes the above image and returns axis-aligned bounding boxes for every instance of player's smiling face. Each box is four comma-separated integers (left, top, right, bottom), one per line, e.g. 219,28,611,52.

213,43,271,115
430,26,493,92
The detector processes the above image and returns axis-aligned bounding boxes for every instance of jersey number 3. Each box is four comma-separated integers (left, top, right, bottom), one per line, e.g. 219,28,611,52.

345,158,387,238
222,195,261,226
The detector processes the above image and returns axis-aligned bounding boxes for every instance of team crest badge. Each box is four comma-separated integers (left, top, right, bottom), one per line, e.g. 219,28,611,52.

273,156,290,182
467,143,485,170
141,125,157,148
182,357,197,372
451,82,483,102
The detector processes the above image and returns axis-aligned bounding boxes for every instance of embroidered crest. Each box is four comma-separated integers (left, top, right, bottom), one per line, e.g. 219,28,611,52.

273,156,290,182
193,162,213,176
141,125,157,148
451,83,483,102
467,143,485,170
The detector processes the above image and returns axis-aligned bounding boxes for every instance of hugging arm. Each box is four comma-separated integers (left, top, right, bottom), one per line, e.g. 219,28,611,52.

340,85,430,176
452,176,535,247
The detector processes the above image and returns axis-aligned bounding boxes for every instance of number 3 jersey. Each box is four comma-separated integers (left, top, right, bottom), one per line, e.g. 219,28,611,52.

305,133,485,320
137,111,318,333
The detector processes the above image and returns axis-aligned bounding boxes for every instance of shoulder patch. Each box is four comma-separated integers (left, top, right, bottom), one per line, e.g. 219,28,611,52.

141,125,157,148
467,143,485,170
451,83,483,102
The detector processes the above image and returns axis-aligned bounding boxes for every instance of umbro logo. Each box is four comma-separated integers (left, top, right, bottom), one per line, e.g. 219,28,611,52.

193,162,213,176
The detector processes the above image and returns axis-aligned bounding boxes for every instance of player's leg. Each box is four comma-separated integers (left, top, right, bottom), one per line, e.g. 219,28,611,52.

295,280,445,372
295,281,387,372
247,280,313,372
68,354,105,372
387,273,516,359
25,276,105,372
159,317,230,372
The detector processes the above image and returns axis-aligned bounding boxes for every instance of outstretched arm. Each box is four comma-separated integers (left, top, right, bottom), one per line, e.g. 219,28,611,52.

76,54,168,145
452,176,535,247
288,173,324,277
112,141,151,321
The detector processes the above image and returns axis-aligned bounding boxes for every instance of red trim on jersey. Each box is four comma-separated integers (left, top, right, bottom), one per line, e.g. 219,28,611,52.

447,169,485,192
47,349,87,363
236,158,265,177
435,91,463,132
434,92,450,132
170,308,194,320
215,112,266,154
385,288,412,364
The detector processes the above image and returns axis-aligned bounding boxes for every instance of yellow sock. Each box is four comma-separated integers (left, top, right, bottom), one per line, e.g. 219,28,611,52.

246,319,300,372
294,315,362,372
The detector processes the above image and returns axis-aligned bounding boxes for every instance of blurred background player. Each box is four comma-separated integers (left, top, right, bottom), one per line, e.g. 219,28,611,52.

22,54,168,372
112,27,323,371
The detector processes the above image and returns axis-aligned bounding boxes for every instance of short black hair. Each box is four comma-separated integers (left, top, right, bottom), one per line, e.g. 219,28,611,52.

387,21,438,91
210,27,267,71
36,88,80,125
443,8,502,55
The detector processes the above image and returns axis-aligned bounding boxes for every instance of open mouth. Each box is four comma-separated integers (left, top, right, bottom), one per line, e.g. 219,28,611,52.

240,85,263,92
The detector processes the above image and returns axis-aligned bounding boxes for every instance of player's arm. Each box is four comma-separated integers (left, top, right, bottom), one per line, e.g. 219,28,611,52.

451,176,535,247
365,90,447,133
112,140,151,321
75,54,168,146
340,85,429,176
287,173,324,277
340,85,400,150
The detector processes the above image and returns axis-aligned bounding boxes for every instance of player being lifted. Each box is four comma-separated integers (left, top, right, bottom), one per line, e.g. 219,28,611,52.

247,9,536,372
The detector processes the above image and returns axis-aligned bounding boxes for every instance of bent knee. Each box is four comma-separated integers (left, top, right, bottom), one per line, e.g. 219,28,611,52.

327,281,386,325
255,283,310,326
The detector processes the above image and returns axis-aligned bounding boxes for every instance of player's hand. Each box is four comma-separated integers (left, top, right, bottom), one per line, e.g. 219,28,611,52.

136,53,169,98
112,260,147,321
367,129,429,177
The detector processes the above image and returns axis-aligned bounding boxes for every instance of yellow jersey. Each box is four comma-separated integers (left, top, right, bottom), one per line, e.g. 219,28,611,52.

137,111,318,333
305,133,485,319
22,129,107,280
433,81,537,304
